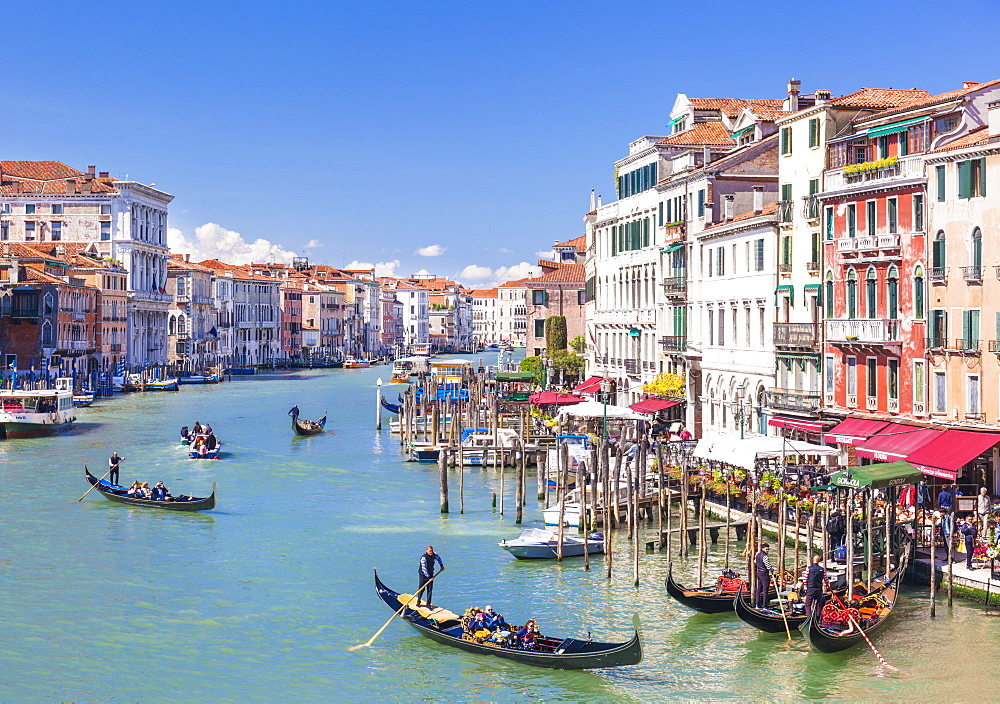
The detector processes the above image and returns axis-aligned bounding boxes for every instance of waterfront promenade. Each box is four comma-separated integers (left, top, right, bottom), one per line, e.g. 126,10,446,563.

3,361,1000,701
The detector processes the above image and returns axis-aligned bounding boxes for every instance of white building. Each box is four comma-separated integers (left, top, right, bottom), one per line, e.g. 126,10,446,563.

199,260,281,366
391,280,429,351
496,279,527,347
471,288,500,346
0,161,173,366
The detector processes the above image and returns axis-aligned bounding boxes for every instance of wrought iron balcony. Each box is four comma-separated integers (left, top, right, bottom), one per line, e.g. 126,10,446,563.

659,335,686,353
765,388,821,413
802,195,821,220
773,322,820,348
929,267,948,282
778,200,794,223
954,338,981,353
962,265,983,282
624,359,639,375
663,276,687,295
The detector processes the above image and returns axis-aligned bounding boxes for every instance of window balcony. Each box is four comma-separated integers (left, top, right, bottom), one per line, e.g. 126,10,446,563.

847,394,858,408
962,265,983,283
806,261,820,272
774,322,820,348
778,263,792,273
954,338,981,354
659,336,686,353
765,388,821,413
778,200,794,223
876,234,900,249
926,336,947,350
624,359,639,375
856,235,877,251
825,154,924,190
663,276,687,296
801,195,821,221
866,396,878,411
837,238,856,253
929,267,948,283
826,319,900,345
887,398,900,412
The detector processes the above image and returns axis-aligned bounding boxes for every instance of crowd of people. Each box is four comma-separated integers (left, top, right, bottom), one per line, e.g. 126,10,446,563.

181,421,219,457
125,480,172,501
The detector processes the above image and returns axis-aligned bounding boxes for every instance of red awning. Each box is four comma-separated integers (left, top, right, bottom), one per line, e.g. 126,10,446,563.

528,391,585,406
904,429,1000,481
824,418,891,446
629,398,682,415
855,424,942,462
767,417,831,433
573,376,608,393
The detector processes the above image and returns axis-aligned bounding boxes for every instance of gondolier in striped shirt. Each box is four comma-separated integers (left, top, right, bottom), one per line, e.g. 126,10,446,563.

417,545,444,607
753,543,773,608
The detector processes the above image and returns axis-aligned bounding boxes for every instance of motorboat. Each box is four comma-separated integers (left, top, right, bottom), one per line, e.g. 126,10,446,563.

499,528,604,559
542,480,633,528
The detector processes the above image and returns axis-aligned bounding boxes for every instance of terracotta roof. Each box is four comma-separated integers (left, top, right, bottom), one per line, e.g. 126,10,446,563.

19,266,75,285
657,122,735,147
705,201,779,229
470,288,498,298
554,235,586,251
929,126,998,153
689,98,784,119
0,161,118,195
526,263,585,284
167,254,217,274
826,88,932,110
856,79,1000,123
498,278,530,288
195,259,279,281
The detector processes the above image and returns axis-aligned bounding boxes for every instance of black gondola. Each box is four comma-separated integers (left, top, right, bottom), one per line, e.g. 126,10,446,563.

380,395,401,414
84,467,215,511
733,584,808,633
292,412,328,436
373,570,642,669
799,558,904,653
665,563,775,614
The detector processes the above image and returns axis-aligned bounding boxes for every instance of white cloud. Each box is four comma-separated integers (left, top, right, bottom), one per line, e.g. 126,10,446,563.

412,268,432,276
304,239,323,249
455,261,540,288
346,259,401,277
458,264,493,280
498,247,513,254
416,244,446,257
535,250,556,261
168,223,296,265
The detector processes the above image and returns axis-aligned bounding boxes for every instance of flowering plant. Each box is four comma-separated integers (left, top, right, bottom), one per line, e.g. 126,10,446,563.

974,543,990,558
843,155,899,175
985,544,1000,560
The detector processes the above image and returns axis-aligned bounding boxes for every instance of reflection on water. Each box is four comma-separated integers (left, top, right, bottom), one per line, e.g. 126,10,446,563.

2,357,1000,700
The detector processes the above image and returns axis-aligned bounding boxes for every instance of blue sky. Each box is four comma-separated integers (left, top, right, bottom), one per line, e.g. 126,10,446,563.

4,0,998,286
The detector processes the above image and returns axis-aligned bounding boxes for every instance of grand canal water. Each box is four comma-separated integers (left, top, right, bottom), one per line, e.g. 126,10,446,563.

3,355,1000,701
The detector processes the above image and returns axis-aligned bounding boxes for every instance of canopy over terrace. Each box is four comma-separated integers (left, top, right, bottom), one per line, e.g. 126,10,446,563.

628,397,682,415
692,434,839,470
528,391,584,406
904,429,1000,481
573,376,611,395
556,401,645,421
830,461,924,490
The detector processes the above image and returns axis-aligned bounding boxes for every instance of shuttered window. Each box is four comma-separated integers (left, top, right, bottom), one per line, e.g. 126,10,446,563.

936,165,946,201
781,127,792,155
808,118,820,148
755,239,765,271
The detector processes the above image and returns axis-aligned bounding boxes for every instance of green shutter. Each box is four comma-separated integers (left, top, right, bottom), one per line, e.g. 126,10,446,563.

937,165,946,201
643,218,650,247
658,201,663,226
781,183,792,201
980,158,987,196
958,160,971,199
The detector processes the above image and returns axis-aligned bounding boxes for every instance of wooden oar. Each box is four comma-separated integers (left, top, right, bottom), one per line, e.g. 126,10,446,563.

771,576,793,640
77,464,112,502
349,575,435,651
323,429,338,437
825,576,894,668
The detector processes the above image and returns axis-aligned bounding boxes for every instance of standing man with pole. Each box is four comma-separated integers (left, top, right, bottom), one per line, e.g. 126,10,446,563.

417,545,444,607
108,451,125,486
753,543,773,608
804,555,825,616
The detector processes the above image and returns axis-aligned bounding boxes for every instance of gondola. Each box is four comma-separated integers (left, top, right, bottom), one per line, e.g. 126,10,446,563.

665,562,775,614
733,584,808,633
799,557,904,653
84,467,215,511
380,395,401,414
292,412,328,436
373,570,642,669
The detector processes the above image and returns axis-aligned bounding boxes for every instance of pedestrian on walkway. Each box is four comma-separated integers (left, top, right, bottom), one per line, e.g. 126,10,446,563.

977,488,991,535
961,516,979,570
938,484,955,512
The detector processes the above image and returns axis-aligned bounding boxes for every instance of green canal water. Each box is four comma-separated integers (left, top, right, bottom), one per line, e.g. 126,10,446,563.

3,356,1000,701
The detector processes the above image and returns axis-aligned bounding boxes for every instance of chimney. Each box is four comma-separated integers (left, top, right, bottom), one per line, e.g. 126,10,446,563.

98,171,109,178
81,180,92,195
815,89,831,104
724,195,735,221
87,165,96,177
989,101,1000,137
55,244,65,257
11,181,20,194
597,194,603,207
786,78,801,112
65,180,77,194
184,253,190,263
753,186,764,214
704,201,714,225
964,81,979,89
590,188,596,212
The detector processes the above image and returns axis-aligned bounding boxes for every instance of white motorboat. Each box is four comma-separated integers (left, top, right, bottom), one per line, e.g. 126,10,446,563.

458,428,520,466
499,528,604,559
0,377,76,438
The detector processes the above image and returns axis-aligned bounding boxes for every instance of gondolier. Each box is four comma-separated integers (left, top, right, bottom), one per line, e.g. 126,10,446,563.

753,543,773,608
804,555,825,616
417,545,444,607
288,405,299,418
108,451,125,485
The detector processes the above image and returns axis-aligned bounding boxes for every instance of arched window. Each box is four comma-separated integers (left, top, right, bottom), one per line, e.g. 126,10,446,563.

972,227,983,268
41,320,53,347
866,267,878,318
932,231,946,271
43,293,53,316
825,270,835,318
847,269,857,319
169,316,176,336
887,266,899,319
914,266,925,319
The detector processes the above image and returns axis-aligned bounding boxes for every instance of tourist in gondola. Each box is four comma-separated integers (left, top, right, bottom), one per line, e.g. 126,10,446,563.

127,480,142,497
961,516,979,570
417,545,444,607
753,543,773,608
516,619,540,650
152,481,170,502
804,555,825,616
108,451,125,486
139,482,151,499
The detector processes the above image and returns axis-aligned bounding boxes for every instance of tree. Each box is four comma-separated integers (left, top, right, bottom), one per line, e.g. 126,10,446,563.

570,334,586,353
545,316,567,353
549,349,585,379
520,356,543,385
643,372,686,398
